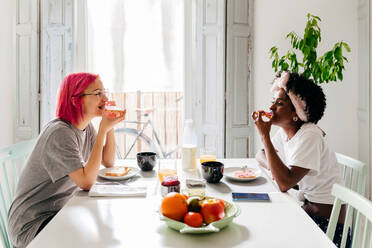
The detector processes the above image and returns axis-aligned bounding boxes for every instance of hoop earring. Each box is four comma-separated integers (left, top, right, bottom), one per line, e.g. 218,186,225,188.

293,116,298,122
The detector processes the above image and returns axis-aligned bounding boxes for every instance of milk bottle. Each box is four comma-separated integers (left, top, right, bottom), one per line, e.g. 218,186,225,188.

182,119,197,171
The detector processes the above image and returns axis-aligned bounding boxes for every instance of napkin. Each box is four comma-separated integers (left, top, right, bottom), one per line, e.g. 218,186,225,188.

88,183,147,197
186,179,206,188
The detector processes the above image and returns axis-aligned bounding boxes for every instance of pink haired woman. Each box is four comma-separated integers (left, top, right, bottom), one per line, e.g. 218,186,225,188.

8,72,125,248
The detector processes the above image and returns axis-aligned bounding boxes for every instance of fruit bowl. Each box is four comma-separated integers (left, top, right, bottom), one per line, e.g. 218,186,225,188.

160,197,241,234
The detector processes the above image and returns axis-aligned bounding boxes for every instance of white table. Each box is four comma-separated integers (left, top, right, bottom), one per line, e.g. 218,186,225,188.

28,159,336,248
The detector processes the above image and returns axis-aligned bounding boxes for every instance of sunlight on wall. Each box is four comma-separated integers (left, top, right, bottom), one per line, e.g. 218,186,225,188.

87,0,184,92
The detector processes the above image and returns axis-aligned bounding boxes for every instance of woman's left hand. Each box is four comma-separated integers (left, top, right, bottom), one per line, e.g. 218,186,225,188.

251,110,272,140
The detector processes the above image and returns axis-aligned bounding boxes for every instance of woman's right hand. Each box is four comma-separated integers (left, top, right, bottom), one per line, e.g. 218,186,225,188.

99,110,126,134
251,110,272,141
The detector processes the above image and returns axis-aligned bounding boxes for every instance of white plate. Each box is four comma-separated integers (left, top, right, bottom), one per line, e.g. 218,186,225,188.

224,166,261,182
98,166,140,180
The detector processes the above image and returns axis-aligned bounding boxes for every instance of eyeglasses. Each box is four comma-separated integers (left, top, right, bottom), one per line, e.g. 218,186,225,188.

73,89,109,99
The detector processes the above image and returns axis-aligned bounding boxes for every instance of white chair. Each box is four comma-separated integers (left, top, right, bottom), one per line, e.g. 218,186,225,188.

287,153,366,207
326,184,372,248
0,139,36,248
335,153,366,195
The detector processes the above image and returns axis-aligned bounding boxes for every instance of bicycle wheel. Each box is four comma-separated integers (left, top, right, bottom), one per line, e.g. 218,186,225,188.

114,127,159,159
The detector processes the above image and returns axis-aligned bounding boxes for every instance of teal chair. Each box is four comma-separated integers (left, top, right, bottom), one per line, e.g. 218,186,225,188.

335,153,366,195
0,139,36,248
326,184,372,248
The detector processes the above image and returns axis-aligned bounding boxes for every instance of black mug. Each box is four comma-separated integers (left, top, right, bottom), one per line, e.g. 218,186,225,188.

201,161,224,183
136,152,157,171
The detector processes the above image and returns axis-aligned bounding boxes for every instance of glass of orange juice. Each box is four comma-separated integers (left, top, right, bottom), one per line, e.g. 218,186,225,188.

158,159,178,183
200,147,216,164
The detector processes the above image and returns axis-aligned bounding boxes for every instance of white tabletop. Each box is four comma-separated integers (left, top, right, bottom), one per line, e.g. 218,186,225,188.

28,159,336,248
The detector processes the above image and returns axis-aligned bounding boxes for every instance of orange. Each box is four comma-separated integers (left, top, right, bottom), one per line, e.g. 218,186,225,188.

181,194,189,201
161,192,188,221
184,212,203,227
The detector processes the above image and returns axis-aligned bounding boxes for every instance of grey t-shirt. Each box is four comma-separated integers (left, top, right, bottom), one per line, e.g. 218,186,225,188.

8,119,97,248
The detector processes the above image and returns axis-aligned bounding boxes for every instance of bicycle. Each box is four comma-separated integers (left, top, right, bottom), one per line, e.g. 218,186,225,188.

114,105,182,159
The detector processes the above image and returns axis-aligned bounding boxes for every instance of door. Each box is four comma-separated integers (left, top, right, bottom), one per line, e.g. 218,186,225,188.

194,0,225,157
40,0,73,128
225,0,253,158
14,0,39,141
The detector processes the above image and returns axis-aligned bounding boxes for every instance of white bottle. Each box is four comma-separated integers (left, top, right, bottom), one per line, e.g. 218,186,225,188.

182,119,197,171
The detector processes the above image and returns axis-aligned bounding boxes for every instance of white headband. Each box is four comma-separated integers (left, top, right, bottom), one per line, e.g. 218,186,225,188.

271,71,309,122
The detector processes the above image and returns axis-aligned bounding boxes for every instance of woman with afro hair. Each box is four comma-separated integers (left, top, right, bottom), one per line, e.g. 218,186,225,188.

252,71,350,247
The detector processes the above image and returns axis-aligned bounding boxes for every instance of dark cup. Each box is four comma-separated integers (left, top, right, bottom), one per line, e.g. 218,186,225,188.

201,161,224,183
136,152,157,171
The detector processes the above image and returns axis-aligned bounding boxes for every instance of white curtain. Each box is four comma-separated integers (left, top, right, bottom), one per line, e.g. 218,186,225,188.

87,0,184,92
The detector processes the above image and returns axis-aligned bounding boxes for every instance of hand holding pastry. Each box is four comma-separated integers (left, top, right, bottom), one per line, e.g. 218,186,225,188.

251,110,272,141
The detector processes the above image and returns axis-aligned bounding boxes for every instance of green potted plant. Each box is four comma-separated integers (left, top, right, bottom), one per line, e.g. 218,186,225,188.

269,13,350,84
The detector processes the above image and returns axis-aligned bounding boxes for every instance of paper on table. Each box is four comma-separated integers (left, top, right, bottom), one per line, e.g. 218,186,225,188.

186,178,206,188
88,183,147,197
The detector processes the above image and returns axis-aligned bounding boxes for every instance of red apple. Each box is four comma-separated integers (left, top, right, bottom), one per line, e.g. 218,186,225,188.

200,198,225,224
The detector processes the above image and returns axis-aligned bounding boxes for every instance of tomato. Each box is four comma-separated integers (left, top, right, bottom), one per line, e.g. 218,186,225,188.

184,212,203,227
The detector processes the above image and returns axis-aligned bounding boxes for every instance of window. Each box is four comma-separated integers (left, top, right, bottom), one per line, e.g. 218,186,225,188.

86,0,184,92
86,0,185,158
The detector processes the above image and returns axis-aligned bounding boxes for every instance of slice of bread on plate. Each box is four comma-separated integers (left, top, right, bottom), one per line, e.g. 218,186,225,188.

105,166,132,177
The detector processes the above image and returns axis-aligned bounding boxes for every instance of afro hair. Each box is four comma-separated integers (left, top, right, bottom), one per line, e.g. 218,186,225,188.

284,72,326,124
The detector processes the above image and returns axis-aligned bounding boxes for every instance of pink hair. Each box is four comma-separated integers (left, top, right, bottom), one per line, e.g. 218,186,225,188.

56,72,99,124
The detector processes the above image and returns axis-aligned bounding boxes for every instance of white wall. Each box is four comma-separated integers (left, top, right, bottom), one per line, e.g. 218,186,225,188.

252,0,359,158
0,0,15,147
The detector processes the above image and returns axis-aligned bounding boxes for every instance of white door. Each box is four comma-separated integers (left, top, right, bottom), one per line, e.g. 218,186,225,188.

14,0,39,141
40,0,73,128
225,0,253,158
194,0,225,158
